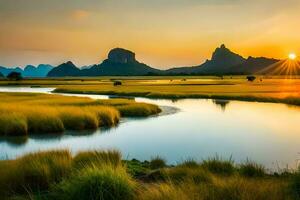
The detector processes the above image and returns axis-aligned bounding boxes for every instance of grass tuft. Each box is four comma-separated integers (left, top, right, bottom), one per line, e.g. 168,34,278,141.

239,160,266,177
52,165,136,200
200,156,235,175
73,150,122,169
150,156,167,169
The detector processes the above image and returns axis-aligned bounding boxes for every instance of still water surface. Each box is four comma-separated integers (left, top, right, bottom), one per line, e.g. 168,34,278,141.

0,87,300,170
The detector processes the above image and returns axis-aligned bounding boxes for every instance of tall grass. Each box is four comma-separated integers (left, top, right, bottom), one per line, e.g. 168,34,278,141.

52,165,136,200
0,150,72,195
200,156,235,175
0,150,294,200
73,150,122,169
0,92,160,136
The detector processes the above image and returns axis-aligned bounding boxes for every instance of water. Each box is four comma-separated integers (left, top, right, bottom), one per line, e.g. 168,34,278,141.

0,87,300,170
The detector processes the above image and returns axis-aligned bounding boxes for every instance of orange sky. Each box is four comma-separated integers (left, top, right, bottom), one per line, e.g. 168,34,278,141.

0,0,300,69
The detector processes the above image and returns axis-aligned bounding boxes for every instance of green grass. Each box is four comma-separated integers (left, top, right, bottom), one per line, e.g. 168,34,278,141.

200,156,235,176
52,165,136,200
239,160,266,177
150,156,167,169
73,150,122,169
0,92,160,136
0,150,295,200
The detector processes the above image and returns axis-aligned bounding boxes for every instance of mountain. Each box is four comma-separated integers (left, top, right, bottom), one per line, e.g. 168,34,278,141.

24,64,53,77
229,56,280,74
82,48,161,76
0,66,23,76
0,71,3,77
0,64,53,77
47,61,81,77
167,44,247,75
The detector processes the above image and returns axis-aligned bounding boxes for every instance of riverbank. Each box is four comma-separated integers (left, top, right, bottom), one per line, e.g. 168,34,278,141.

0,149,297,200
1,77,300,106
0,92,161,136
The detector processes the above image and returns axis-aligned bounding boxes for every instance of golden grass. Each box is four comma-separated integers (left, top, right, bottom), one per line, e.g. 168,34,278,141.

0,92,160,136
36,76,300,106
0,150,295,200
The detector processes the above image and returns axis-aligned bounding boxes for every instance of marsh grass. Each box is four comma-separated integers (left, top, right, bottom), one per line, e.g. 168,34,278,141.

150,156,166,169
0,92,160,136
73,150,122,169
0,150,72,195
52,165,136,200
239,160,266,177
200,156,235,175
0,150,295,200
116,103,162,117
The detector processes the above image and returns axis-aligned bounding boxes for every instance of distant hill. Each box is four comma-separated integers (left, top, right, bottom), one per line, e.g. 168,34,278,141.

23,64,53,77
47,61,81,77
48,48,162,77
82,48,162,76
0,64,53,77
0,71,3,77
166,45,280,75
6,45,296,77
0,66,23,77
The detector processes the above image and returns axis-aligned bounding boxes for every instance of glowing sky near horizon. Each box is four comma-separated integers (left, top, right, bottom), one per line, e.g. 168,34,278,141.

0,0,300,68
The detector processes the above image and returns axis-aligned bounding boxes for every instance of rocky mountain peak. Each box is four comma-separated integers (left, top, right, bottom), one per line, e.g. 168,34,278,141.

108,48,136,64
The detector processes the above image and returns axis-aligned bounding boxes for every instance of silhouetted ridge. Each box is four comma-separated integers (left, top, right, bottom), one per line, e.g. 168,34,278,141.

81,48,161,76
47,61,81,77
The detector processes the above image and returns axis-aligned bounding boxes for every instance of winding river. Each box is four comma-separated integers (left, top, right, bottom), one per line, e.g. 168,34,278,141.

1,87,300,170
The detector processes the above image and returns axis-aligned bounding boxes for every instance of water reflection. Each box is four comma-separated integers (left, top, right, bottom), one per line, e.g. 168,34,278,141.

212,99,230,111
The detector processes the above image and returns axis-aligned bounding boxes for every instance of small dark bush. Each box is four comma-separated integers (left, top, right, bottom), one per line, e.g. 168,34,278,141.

247,75,256,82
201,156,235,175
239,161,266,177
150,156,166,169
113,81,122,86
7,72,23,81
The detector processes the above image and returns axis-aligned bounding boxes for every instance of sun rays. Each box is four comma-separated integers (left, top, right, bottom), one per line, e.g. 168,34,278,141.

257,56,300,78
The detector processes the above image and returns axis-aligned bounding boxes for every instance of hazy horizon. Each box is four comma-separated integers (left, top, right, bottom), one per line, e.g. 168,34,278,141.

1,0,299,68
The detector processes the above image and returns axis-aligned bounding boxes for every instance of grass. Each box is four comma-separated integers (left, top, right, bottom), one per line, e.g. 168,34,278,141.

22,76,297,106
0,76,299,106
52,165,136,200
0,92,161,136
0,149,296,200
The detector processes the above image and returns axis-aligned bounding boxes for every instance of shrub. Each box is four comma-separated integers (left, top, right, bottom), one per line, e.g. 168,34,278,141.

150,156,166,169
239,161,266,177
73,150,122,169
7,72,22,81
113,81,122,86
201,156,235,175
53,165,136,200
247,75,256,82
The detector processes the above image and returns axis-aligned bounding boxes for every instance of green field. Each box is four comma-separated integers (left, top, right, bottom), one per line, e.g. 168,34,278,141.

0,150,297,200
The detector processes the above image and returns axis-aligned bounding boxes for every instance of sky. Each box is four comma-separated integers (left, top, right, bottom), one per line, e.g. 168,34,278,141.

0,0,300,69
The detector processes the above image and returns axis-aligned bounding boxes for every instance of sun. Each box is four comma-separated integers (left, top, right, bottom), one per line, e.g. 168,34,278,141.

288,53,297,60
